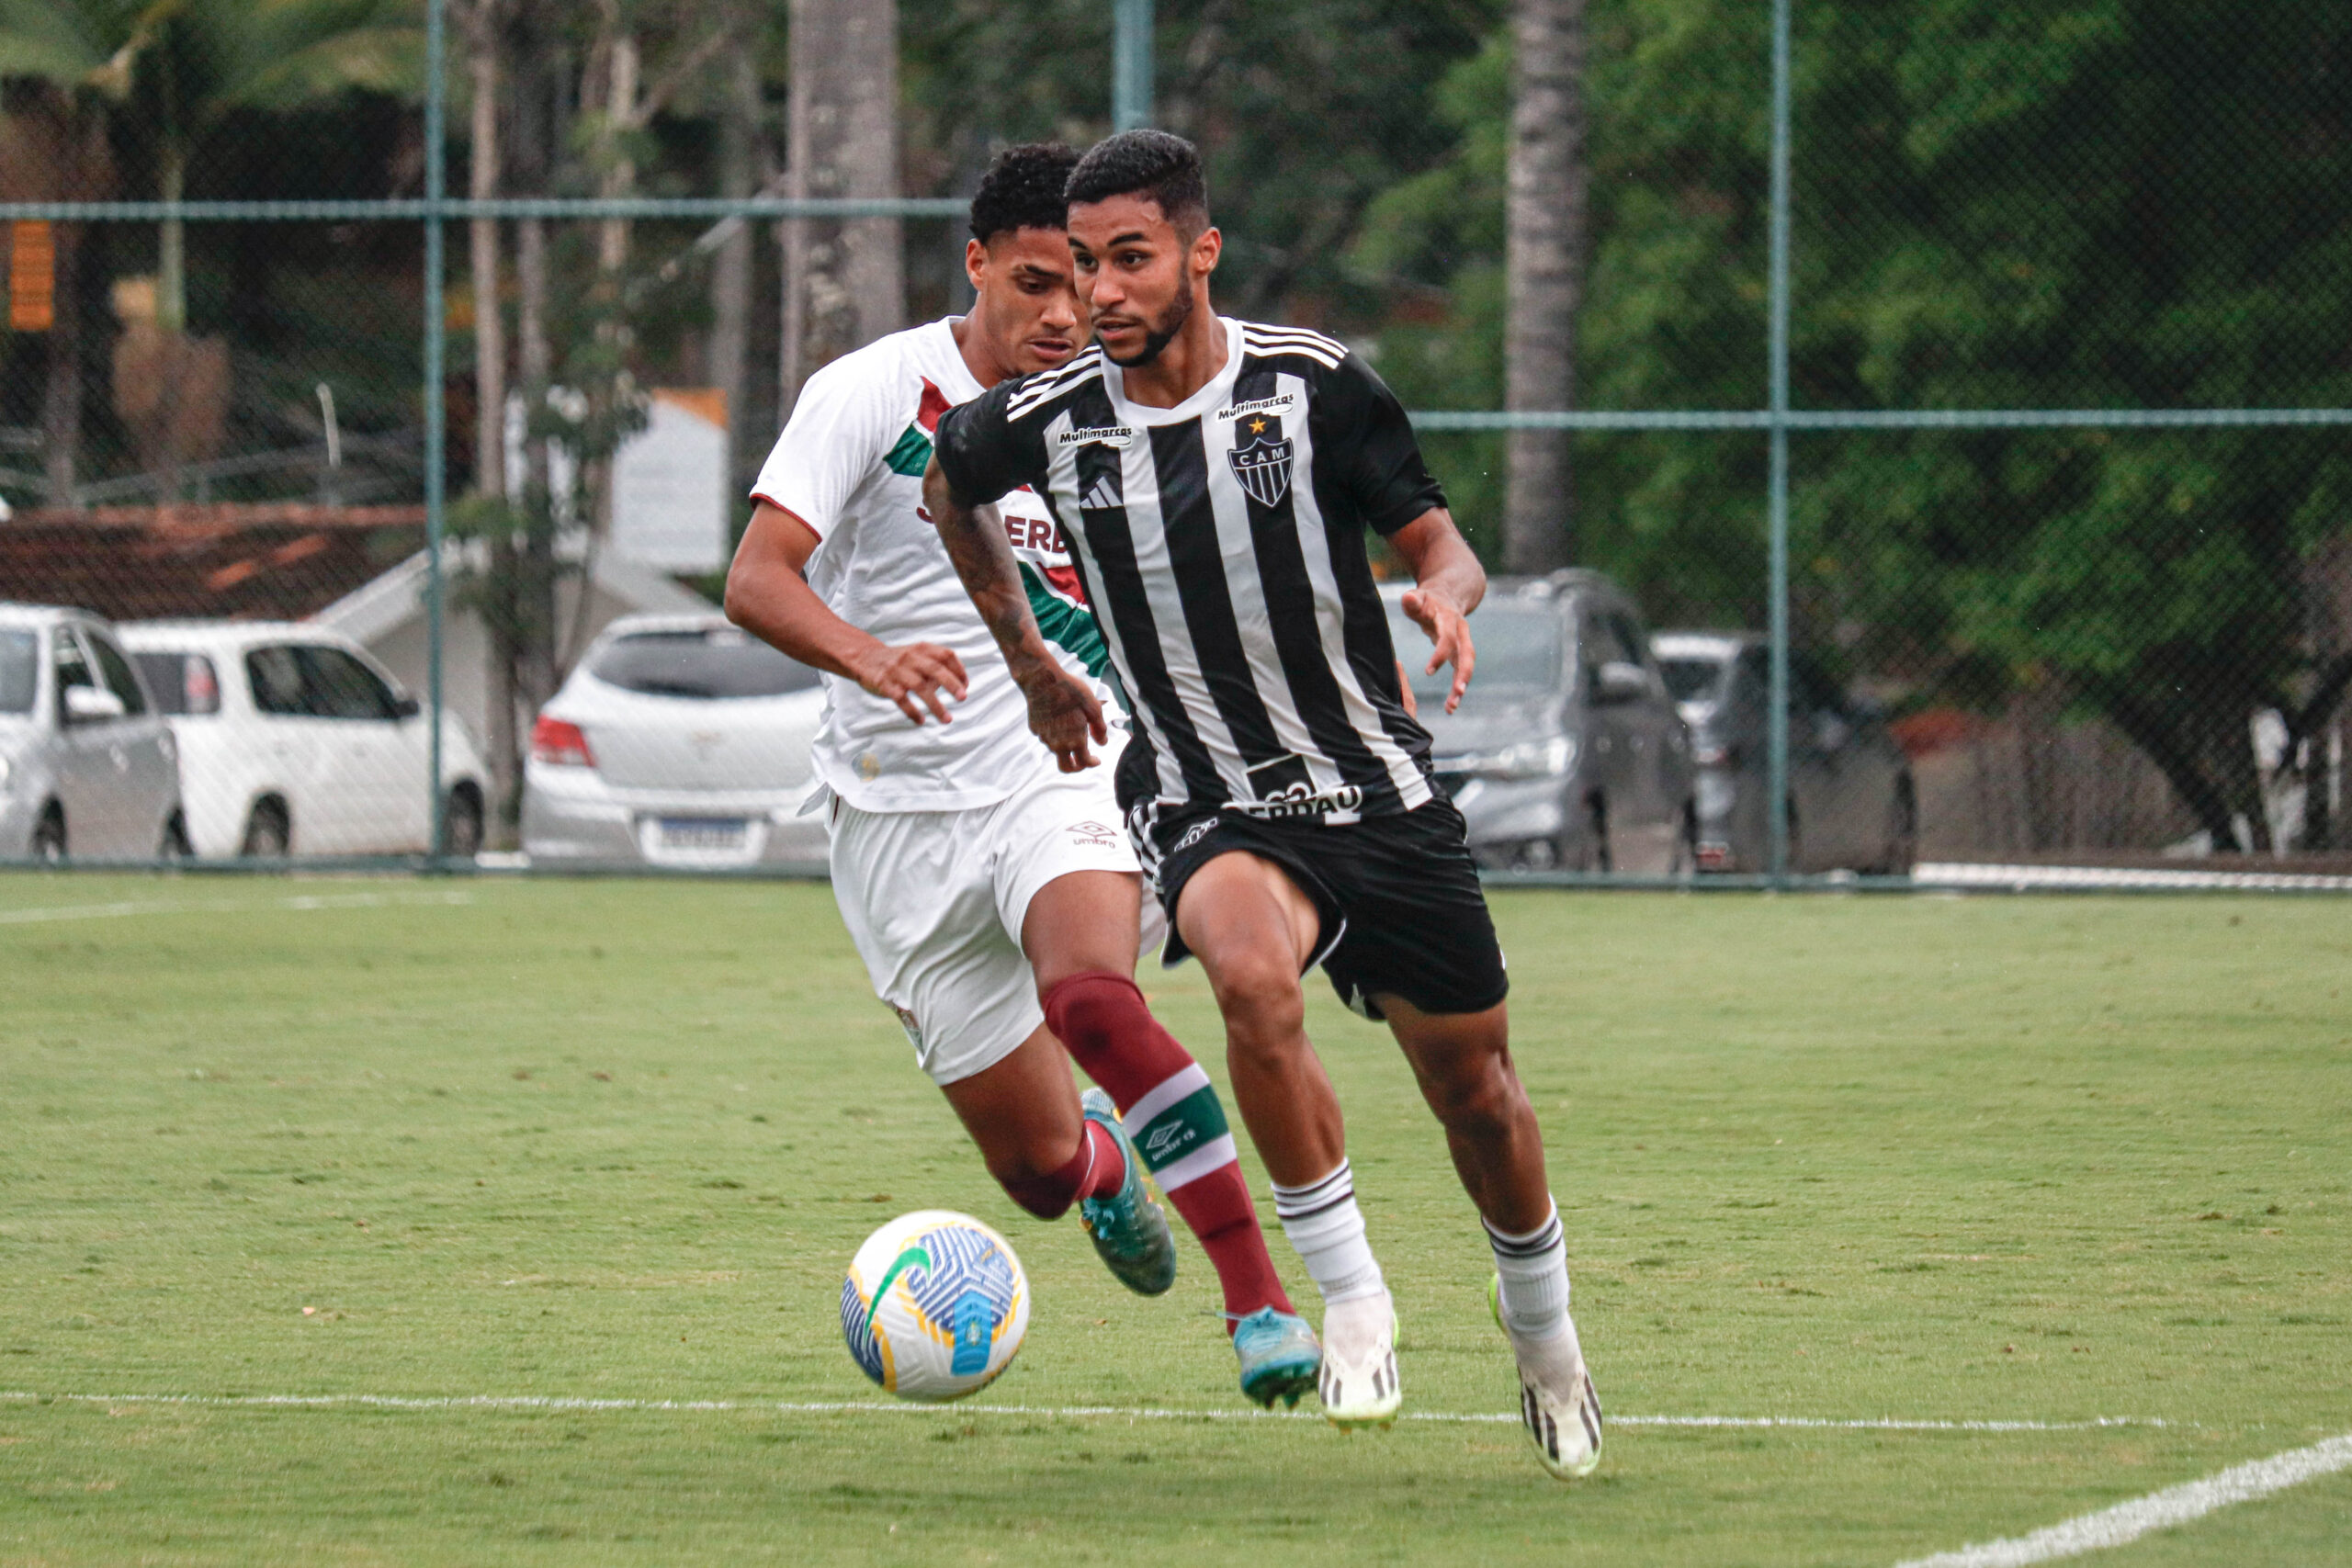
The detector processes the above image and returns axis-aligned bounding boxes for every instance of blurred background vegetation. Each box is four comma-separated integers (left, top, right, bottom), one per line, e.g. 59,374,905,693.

1,0,2347,857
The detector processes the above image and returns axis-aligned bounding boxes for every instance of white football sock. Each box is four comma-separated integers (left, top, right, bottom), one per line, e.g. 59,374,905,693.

1487,1200,1573,1342
1271,1159,1386,1306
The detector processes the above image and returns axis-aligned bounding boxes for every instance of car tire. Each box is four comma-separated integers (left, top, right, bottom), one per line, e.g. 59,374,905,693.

161,811,194,862
1669,803,1698,879
31,804,65,863
444,784,484,859
1564,796,1611,874
241,798,290,858
1872,776,1918,877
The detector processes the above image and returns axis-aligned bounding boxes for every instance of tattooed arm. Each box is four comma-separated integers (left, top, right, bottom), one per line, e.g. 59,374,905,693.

923,454,1107,772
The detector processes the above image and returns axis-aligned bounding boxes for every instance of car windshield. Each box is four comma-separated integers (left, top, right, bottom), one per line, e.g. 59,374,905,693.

589,627,820,700
0,628,34,714
1386,602,1561,710
1659,654,1732,705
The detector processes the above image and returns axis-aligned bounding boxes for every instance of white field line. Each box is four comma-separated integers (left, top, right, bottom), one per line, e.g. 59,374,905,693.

0,1390,2178,1432
1917,860,2352,893
1894,1431,2352,1566
0,890,473,927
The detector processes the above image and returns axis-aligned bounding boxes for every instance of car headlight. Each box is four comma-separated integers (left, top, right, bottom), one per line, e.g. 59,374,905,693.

1462,735,1576,780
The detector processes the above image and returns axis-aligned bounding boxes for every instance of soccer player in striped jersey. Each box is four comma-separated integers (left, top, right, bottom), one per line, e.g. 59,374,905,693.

724,143,1319,1408
927,130,1600,1477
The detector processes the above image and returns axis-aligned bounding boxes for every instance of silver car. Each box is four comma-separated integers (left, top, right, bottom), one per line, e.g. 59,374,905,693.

1386,571,1696,874
1,603,186,862
120,620,490,859
521,614,830,868
1651,631,1917,874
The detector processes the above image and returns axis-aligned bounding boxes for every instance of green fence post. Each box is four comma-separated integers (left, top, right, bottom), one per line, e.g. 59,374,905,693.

1114,0,1155,131
424,0,448,867
1765,0,1793,887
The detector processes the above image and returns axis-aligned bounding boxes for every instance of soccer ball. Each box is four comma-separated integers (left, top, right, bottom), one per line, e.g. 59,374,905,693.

840,1210,1029,1402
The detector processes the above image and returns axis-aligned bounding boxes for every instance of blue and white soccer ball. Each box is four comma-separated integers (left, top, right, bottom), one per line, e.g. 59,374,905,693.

841,1210,1030,1402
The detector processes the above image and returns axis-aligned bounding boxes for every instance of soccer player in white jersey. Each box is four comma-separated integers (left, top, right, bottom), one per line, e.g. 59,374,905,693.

723,144,1319,1407
927,131,1600,1476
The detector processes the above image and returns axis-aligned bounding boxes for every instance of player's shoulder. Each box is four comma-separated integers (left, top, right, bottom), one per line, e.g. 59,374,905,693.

1000,345,1109,424
1237,320,1351,373
801,320,953,400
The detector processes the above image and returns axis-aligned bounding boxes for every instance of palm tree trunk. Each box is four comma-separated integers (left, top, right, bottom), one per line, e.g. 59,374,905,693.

157,144,187,336
469,17,506,504
1503,0,1586,574
709,47,759,496
515,213,560,716
464,2,520,836
780,0,902,412
40,220,84,508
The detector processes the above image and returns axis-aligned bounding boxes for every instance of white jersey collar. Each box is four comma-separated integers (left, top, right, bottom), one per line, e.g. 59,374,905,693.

1102,317,1244,428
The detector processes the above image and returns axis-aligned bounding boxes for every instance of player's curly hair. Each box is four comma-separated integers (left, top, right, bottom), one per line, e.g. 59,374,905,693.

1066,130,1209,234
968,141,1081,245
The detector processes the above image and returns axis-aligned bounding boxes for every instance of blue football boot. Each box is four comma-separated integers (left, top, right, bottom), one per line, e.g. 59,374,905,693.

1231,1306,1322,1409
1077,1088,1177,1295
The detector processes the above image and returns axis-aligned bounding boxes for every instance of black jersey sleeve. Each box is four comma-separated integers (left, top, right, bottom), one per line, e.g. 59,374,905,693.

933,376,1039,506
1315,352,1447,536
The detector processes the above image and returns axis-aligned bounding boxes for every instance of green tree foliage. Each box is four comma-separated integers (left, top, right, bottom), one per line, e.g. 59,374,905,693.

1354,0,2352,845
0,0,422,330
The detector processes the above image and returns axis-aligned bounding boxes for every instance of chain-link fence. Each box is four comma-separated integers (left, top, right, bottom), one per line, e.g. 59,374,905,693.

1,0,2346,887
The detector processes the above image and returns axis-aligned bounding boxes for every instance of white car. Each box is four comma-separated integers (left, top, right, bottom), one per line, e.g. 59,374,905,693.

119,621,487,858
521,614,828,868
1,603,186,861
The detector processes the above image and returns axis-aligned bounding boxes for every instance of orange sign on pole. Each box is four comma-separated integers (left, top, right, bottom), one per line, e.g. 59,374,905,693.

10,221,56,333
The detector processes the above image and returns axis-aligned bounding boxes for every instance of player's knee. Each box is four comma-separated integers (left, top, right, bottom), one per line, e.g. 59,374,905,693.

1039,969,1142,1045
1427,1054,1524,1136
988,1149,1079,1219
1206,953,1306,1055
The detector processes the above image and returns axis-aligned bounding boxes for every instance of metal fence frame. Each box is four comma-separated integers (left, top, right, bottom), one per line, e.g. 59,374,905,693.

4,0,2346,886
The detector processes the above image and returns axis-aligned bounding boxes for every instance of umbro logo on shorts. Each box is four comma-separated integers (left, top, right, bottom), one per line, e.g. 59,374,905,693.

1172,817,1220,854
1069,820,1119,848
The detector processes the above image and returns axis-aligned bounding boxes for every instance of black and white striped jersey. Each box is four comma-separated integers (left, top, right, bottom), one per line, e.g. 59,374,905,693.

933,318,1447,823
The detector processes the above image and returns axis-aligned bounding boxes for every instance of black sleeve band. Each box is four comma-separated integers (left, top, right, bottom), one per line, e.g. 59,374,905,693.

933,378,1027,506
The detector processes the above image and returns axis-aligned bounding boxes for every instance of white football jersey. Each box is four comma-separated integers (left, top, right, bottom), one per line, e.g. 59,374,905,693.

751,318,1114,812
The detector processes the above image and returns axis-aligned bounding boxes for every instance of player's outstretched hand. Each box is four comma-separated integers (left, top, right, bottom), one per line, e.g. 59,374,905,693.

1399,587,1476,714
1021,664,1108,772
852,641,968,726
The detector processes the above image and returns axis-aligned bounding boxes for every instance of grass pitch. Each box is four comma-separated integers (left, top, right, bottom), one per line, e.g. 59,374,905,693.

1,874,2346,1565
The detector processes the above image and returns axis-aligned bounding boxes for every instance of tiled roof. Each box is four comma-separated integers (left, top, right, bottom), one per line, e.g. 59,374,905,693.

0,505,425,622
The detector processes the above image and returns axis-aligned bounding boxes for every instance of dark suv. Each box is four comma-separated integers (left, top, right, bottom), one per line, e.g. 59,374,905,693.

1384,571,1696,873
1651,631,1917,875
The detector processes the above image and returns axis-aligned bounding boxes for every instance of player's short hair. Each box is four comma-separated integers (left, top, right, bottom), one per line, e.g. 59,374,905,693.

968,142,1080,245
1065,130,1209,234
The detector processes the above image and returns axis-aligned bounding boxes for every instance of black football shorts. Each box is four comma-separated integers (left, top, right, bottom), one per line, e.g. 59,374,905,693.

1125,784,1510,1022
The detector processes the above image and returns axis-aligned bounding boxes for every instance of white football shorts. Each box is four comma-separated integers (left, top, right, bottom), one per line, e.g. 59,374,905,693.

827,746,1159,1087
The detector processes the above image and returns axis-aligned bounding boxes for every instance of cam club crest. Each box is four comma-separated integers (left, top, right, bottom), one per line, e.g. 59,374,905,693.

1227,415,1295,508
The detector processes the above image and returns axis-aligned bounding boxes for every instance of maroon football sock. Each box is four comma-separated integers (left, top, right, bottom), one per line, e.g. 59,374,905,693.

1043,971,1294,1330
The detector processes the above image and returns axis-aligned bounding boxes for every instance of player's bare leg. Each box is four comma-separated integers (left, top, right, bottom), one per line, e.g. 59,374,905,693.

1378,998,1547,1232
935,1024,1100,1210
1170,852,1343,1183
1174,851,1396,1427
1382,994,1601,1477
1023,867,1315,1404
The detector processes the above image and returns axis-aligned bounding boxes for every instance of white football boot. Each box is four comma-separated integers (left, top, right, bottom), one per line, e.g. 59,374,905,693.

1317,1289,1402,1430
1492,1275,1601,1478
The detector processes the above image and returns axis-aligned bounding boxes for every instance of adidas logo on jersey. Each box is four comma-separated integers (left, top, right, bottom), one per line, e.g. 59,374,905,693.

1079,473,1123,512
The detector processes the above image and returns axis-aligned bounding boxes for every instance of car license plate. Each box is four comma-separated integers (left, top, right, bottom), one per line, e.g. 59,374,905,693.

658,817,747,852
